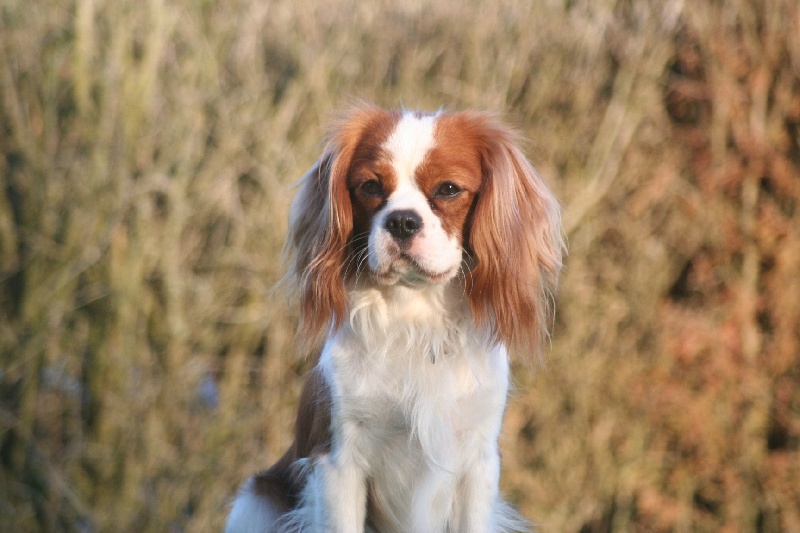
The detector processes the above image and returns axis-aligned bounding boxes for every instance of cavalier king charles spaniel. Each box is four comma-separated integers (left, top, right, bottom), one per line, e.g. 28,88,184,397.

226,105,563,533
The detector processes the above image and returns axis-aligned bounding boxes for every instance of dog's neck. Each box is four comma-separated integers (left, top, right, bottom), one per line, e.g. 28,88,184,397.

342,281,481,363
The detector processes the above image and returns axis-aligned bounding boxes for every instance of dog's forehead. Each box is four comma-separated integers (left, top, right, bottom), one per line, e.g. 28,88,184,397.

382,112,438,192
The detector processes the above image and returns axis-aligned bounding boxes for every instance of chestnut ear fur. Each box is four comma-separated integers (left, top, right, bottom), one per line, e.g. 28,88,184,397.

463,113,564,364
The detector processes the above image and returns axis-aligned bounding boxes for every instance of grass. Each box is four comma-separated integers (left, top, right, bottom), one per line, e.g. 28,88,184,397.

1,0,799,531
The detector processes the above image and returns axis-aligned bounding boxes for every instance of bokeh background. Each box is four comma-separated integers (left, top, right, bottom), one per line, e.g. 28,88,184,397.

2,0,799,531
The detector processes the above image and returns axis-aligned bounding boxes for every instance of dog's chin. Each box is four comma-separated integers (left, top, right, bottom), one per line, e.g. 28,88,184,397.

372,256,458,287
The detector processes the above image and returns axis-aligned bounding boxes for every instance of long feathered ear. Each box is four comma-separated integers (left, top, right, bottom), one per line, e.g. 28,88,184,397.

465,114,564,364
281,105,392,354
281,152,350,353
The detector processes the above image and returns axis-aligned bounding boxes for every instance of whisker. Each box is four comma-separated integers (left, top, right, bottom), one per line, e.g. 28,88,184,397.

330,232,370,258
339,233,371,280
460,254,475,299
457,264,468,301
342,251,362,279
354,249,371,285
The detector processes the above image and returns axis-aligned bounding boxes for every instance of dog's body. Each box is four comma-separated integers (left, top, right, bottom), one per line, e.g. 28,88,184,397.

226,106,563,533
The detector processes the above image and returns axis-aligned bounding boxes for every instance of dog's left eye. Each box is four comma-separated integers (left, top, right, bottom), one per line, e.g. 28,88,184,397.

360,180,384,197
434,182,462,198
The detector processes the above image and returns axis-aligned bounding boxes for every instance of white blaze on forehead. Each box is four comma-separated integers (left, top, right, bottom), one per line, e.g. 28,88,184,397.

368,111,463,282
383,112,437,189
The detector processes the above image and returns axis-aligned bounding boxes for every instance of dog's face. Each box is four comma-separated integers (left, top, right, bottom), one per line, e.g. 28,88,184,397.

285,105,563,361
347,112,481,286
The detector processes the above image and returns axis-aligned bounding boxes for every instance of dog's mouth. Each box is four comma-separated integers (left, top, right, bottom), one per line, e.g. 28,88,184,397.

372,254,458,286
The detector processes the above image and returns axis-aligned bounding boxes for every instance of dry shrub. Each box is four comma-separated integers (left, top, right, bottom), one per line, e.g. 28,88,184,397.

1,0,798,532
503,2,800,532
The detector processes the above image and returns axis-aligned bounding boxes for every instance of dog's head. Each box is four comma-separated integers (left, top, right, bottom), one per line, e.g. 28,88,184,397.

284,105,563,361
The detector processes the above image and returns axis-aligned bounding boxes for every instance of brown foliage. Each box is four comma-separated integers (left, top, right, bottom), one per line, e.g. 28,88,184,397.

1,0,799,531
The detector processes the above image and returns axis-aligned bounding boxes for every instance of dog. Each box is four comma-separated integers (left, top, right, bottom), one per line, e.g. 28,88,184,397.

225,105,563,533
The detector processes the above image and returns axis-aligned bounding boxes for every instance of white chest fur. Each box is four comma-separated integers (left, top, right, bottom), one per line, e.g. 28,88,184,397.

307,284,511,533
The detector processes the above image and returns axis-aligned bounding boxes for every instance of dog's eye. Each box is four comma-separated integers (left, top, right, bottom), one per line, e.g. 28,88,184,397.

360,180,383,197
434,182,462,198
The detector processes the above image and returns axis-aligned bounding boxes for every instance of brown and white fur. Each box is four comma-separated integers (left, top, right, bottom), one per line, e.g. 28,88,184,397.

225,105,563,533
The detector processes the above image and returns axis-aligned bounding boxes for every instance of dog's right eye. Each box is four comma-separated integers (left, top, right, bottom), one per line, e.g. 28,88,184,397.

360,180,383,197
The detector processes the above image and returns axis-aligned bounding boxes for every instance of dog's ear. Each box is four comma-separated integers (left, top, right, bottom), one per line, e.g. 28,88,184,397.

465,114,564,364
282,151,350,352
282,105,393,353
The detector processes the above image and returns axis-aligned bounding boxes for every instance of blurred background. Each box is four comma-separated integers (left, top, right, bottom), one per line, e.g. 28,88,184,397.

1,0,799,531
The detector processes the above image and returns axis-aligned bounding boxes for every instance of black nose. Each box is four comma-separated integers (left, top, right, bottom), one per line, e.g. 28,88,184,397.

384,209,423,240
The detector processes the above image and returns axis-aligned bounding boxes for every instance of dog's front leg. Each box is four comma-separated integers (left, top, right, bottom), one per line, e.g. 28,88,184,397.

456,446,501,533
409,465,460,533
311,449,367,533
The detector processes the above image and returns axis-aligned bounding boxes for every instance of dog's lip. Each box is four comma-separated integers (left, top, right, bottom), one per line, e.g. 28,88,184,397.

372,254,457,285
